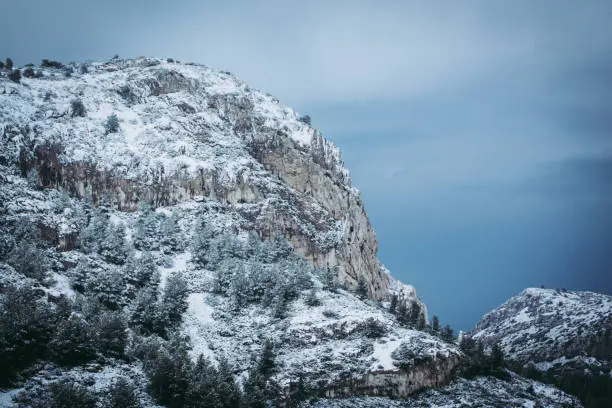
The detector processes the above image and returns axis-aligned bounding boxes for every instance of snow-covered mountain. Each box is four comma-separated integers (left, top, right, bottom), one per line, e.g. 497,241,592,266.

0,56,455,407
472,288,612,365
471,287,612,407
0,57,588,407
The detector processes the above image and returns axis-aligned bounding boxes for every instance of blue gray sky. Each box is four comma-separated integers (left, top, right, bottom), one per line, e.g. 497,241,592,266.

3,0,611,330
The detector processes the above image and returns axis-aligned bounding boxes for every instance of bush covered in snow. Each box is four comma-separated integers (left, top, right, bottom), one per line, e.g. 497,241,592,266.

71,98,87,117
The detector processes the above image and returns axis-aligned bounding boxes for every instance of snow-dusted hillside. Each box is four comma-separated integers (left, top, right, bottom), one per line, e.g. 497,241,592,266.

0,57,453,407
470,287,612,407
472,288,612,365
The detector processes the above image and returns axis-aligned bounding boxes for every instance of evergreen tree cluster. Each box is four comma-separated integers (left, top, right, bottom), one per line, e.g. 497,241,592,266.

41,59,65,69
426,314,455,343
459,336,509,380
15,379,98,408
192,224,314,314
13,376,143,408
0,284,129,386
133,336,278,408
79,204,129,265
3,221,50,281
130,272,189,338
133,203,183,252
8,68,21,83
517,354,612,407
389,295,427,331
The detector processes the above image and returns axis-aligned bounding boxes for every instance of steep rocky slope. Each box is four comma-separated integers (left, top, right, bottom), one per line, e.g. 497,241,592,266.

471,287,612,406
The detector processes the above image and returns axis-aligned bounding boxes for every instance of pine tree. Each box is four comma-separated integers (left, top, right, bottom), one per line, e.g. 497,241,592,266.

356,275,368,298
409,301,421,328
416,312,427,331
160,211,182,252
186,355,221,407
80,207,109,253
104,113,120,134
256,340,276,379
395,301,409,326
70,260,91,293
6,241,49,280
99,222,129,264
273,291,287,319
217,356,241,408
243,341,276,408
441,325,454,343
246,231,262,258
47,380,98,408
270,232,292,261
22,66,36,78
130,287,162,336
432,315,440,334
242,372,267,408
8,69,21,83
213,258,239,295
128,252,157,287
191,220,214,267
161,273,189,329
323,266,338,292
94,311,127,358
146,341,192,408
133,203,159,250
389,294,398,314
0,285,57,386
50,314,97,366
87,267,125,309
5,57,13,70
71,98,87,117
107,377,141,408
490,342,505,369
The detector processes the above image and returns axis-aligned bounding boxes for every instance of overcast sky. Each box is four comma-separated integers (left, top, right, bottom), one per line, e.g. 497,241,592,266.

2,0,611,330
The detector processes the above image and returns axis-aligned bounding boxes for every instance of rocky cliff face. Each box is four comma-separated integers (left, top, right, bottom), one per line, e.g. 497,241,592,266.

0,57,395,300
326,355,461,398
308,375,583,407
